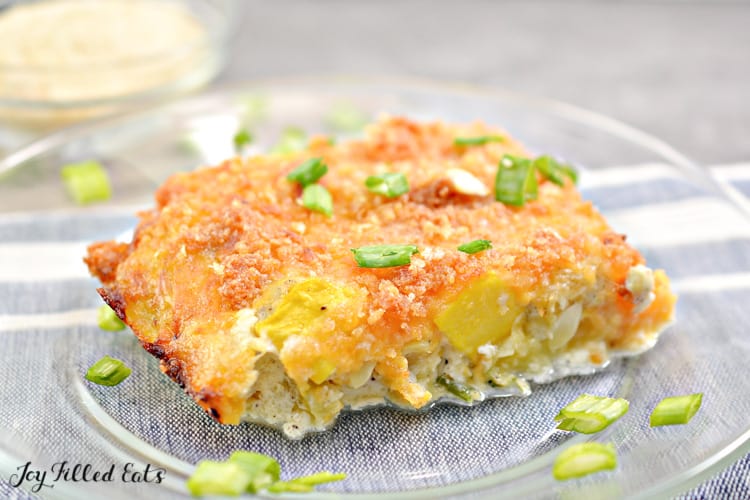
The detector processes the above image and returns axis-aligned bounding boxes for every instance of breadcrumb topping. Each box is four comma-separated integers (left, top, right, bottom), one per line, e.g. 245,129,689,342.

85,117,675,427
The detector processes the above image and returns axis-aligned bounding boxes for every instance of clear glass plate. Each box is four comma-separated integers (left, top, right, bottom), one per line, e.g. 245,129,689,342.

1,77,749,499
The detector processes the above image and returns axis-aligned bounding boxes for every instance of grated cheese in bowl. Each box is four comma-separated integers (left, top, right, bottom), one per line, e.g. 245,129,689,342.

0,0,234,130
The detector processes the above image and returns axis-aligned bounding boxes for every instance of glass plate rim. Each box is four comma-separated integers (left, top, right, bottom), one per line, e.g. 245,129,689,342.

2,74,747,499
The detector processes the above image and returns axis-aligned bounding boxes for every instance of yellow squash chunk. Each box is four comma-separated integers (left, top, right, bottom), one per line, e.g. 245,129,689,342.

435,273,521,355
310,359,337,384
254,278,361,347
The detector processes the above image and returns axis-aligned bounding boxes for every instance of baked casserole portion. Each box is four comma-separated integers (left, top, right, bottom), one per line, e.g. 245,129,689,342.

85,117,675,438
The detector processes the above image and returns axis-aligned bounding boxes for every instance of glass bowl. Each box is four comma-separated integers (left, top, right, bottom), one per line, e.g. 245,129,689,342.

0,0,237,139
1,76,749,499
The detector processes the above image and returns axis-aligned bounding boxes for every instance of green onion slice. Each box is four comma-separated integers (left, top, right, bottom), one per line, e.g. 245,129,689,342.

186,460,251,497
436,374,475,402
325,101,369,132
301,184,333,216
365,172,409,198
351,244,419,268
457,239,492,254
268,481,314,493
650,393,703,427
534,155,578,186
553,442,617,481
186,452,345,496
454,135,505,147
60,160,112,205
85,355,131,386
233,129,253,152
268,472,347,493
495,155,538,206
555,394,629,434
238,93,268,124
228,451,281,493
558,162,579,184
272,126,308,154
97,305,126,332
287,157,328,186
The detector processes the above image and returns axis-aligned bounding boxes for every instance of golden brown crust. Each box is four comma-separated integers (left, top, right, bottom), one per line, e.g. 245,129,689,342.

84,117,674,425
84,241,130,285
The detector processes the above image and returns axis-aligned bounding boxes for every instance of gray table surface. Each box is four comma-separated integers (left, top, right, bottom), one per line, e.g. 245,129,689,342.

222,1,749,498
224,0,750,167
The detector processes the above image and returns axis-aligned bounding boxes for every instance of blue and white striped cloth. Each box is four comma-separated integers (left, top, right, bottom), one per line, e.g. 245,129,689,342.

1,163,750,499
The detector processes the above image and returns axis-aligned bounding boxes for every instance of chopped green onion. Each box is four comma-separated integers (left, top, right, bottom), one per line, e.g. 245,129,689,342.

302,184,333,216
186,460,251,497
268,481,314,493
552,442,617,481
238,93,268,124
650,393,703,427
457,239,492,254
233,129,253,152
534,155,578,186
558,163,579,184
325,101,369,132
436,374,475,402
365,172,409,198
494,155,538,206
272,126,307,154
287,157,328,186
97,305,126,331
85,355,131,386
454,135,505,147
286,471,347,486
268,472,347,493
228,451,281,493
533,156,565,186
186,451,345,496
351,244,419,268
60,161,112,205
555,394,629,434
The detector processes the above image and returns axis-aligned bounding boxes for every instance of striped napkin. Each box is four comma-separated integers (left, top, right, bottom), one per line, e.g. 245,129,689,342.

1,163,749,499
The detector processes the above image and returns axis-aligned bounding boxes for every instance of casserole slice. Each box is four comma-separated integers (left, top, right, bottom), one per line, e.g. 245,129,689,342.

86,117,675,438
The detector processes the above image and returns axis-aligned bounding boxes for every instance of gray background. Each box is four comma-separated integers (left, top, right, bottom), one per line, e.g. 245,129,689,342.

223,0,750,166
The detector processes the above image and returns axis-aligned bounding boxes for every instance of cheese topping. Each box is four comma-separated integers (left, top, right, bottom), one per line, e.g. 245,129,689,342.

0,0,207,115
625,264,656,314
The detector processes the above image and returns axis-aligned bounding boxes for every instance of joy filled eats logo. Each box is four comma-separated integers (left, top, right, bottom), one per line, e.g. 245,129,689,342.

8,461,165,493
